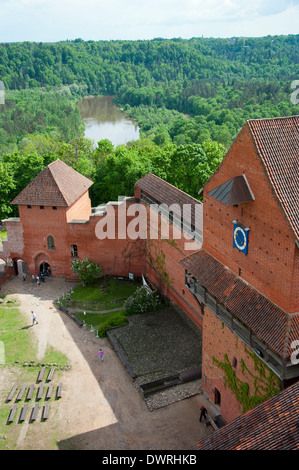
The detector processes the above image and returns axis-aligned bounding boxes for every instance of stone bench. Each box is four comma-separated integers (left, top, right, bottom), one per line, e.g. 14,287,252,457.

16,385,26,401
56,383,63,399
7,405,17,424
30,403,39,422
37,366,46,383
6,385,18,403
19,404,28,422
26,384,34,401
46,384,53,400
46,367,55,382
37,383,44,400
42,403,49,420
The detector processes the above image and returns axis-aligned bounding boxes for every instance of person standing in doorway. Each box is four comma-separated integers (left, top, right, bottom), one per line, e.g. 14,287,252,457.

32,311,38,325
98,349,104,362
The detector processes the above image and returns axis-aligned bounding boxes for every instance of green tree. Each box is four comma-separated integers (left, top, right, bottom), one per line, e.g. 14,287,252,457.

93,139,114,167
72,258,102,285
167,143,207,198
201,139,226,173
0,161,15,220
90,145,153,205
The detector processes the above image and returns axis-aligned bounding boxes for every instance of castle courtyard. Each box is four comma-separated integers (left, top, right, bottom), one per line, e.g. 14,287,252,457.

0,275,212,451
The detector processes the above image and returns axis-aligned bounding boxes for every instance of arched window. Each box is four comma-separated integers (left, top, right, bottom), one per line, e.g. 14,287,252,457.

47,235,55,250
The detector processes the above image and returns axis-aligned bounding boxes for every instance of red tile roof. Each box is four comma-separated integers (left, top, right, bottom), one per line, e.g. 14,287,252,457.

247,116,299,240
12,159,93,207
135,172,203,231
180,249,298,361
197,380,299,450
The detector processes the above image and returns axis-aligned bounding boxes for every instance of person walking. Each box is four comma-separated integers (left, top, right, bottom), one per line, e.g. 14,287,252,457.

32,311,38,325
199,405,207,422
98,349,104,362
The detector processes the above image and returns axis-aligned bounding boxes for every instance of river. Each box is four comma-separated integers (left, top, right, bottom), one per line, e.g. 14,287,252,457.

78,95,140,147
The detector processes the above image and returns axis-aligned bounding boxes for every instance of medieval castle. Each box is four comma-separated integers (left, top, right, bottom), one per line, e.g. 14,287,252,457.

1,115,299,446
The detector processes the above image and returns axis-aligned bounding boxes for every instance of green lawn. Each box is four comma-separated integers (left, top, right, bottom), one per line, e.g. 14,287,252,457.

70,278,139,302
58,277,141,336
76,309,128,337
58,277,140,311
0,306,68,366
0,302,69,450
0,307,38,364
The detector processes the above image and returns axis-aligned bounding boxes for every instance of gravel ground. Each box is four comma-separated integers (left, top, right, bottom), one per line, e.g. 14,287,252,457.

109,306,203,411
111,307,202,378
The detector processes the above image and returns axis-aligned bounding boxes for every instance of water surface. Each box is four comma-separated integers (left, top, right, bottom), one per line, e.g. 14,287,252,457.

79,95,139,147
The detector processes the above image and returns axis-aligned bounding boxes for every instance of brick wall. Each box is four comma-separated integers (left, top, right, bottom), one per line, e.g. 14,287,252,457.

5,197,148,279
0,218,24,262
203,124,298,314
66,199,147,277
66,190,91,222
0,266,15,286
18,204,70,275
201,306,280,423
143,203,204,329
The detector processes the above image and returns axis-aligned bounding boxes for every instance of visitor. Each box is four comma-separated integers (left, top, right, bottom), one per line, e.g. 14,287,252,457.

98,349,104,362
32,311,38,325
199,405,207,422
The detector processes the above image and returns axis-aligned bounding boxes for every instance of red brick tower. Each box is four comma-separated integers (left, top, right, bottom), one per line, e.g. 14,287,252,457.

181,116,299,422
9,159,93,276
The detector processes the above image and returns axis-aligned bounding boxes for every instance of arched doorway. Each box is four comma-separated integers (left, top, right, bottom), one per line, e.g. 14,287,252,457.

40,262,51,277
12,258,27,277
34,252,51,277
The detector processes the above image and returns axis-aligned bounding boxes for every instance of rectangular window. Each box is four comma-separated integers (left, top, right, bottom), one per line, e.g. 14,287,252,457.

52,206,57,210
27,205,31,209
214,388,221,406
71,244,78,257
40,206,44,210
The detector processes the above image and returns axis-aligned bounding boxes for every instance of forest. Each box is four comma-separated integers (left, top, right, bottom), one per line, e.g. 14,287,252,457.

0,35,298,220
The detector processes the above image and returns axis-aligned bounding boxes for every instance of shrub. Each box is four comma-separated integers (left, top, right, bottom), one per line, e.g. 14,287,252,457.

124,286,162,315
97,313,127,337
72,258,102,285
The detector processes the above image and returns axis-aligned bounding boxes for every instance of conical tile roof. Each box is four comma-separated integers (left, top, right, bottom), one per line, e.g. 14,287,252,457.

12,159,93,207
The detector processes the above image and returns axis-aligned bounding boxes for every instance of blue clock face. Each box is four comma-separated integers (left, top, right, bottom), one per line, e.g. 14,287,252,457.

233,224,249,254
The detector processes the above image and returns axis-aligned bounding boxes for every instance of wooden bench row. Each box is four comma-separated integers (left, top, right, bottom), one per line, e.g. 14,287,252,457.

6,383,63,403
7,402,50,424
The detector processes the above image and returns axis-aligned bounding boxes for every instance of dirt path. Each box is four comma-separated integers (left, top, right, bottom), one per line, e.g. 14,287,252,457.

1,276,213,450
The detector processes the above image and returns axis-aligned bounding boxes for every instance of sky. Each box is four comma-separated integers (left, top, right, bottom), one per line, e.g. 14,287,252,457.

0,0,298,43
